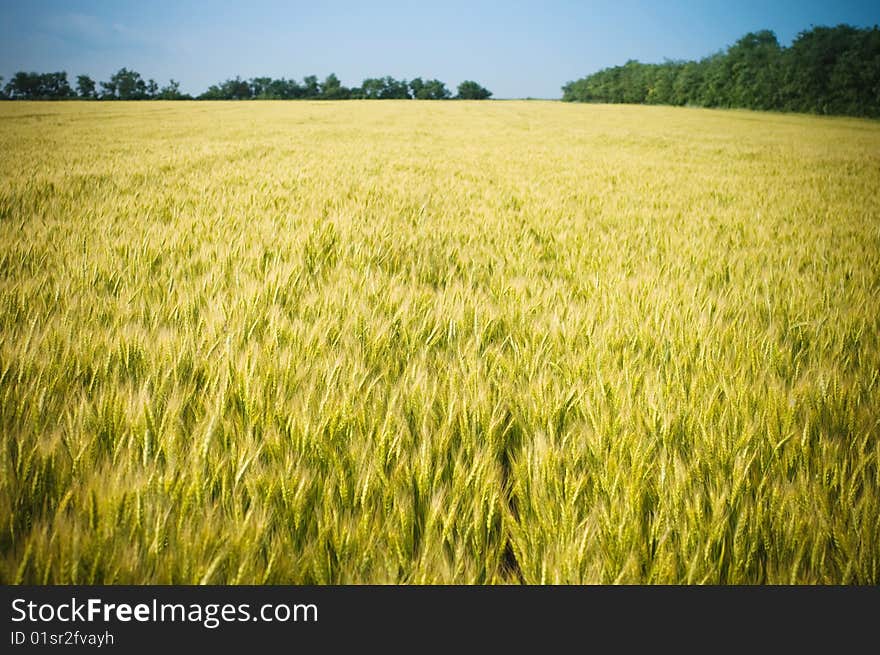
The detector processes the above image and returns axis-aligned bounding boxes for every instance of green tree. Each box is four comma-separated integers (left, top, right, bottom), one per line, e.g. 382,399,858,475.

426,79,451,99
379,76,410,98
271,78,305,99
360,78,385,99
721,31,783,109
561,24,879,117
359,76,410,99
456,80,492,99
411,77,450,99
101,68,148,100
157,79,189,100
782,24,880,116
76,75,97,99
5,72,38,99
409,77,425,98
250,77,273,98
5,71,72,99
320,73,350,99
647,62,681,105
671,61,704,106
302,75,320,98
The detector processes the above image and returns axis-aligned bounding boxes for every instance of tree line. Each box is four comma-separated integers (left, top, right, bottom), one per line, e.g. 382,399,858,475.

562,24,880,118
0,69,492,101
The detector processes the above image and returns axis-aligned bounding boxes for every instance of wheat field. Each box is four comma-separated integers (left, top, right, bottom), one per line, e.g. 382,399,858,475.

1,100,878,583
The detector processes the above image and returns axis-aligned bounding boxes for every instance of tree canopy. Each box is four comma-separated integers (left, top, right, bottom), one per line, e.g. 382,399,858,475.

193,74,465,100
562,24,880,118
456,80,493,100
2,68,488,102
410,78,452,100
4,71,73,100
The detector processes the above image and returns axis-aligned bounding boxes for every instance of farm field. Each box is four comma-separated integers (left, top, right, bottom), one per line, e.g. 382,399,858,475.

1,100,878,584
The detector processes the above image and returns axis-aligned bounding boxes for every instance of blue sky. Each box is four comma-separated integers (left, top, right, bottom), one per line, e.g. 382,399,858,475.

0,1,877,98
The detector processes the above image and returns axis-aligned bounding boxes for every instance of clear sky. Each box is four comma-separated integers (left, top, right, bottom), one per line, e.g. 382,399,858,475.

0,0,877,99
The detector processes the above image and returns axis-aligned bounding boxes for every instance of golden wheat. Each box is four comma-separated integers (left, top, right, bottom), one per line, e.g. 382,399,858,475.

1,100,878,583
